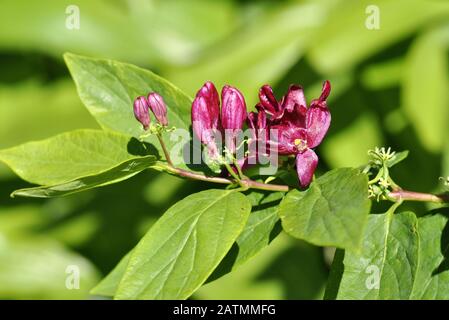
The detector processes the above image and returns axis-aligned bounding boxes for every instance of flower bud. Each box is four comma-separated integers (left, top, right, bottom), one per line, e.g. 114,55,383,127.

192,82,220,145
147,92,168,126
221,85,247,153
192,83,221,159
133,96,150,130
192,95,216,146
221,85,247,130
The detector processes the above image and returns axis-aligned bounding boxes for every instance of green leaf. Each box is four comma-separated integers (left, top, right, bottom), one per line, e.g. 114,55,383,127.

329,208,449,299
197,235,327,300
114,189,252,300
91,191,283,297
279,168,371,250
209,191,283,282
410,210,449,299
11,156,156,198
0,129,153,186
332,210,419,299
90,252,131,298
386,150,409,168
402,26,449,153
64,53,193,168
234,191,283,268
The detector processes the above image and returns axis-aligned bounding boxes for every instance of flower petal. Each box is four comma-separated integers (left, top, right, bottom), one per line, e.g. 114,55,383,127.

247,111,257,130
305,105,331,148
258,85,279,115
319,80,331,102
277,103,307,128
269,125,307,155
296,149,318,187
282,84,307,113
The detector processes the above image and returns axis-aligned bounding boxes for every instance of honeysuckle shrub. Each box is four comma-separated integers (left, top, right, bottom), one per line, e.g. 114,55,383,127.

1,53,448,300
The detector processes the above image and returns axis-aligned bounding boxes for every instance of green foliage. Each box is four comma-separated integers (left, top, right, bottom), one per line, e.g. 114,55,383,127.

0,0,237,66
233,191,284,268
279,168,371,250
308,0,449,74
64,53,192,168
11,156,156,198
167,1,330,105
326,208,449,299
402,26,449,153
196,235,328,300
0,129,153,185
114,189,251,299
1,0,449,301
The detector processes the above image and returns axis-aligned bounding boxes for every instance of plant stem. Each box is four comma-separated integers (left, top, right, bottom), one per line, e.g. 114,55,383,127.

163,163,449,199
157,133,173,167
153,137,448,199
163,165,289,192
389,190,449,203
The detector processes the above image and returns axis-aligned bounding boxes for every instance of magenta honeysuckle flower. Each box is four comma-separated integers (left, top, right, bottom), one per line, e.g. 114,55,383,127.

255,80,331,187
192,81,247,158
133,92,168,130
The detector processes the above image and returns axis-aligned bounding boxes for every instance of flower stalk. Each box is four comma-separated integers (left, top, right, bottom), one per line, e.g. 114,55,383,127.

156,133,173,167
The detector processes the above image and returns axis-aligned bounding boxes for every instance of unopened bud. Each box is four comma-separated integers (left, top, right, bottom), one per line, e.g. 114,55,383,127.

147,92,168,126
133,96,150,130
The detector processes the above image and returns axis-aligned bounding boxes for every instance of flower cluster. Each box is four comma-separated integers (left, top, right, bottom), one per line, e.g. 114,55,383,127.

190,80,331,187
133,80,331,188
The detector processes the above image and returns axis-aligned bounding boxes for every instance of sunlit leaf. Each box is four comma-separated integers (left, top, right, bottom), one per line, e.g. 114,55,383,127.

115,189,251,299
279,168,371,250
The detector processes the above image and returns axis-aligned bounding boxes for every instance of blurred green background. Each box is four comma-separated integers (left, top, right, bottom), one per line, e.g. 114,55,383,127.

0,0,448,299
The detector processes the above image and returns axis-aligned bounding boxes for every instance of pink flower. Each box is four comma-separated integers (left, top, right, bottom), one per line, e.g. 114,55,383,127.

254,80,331,187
